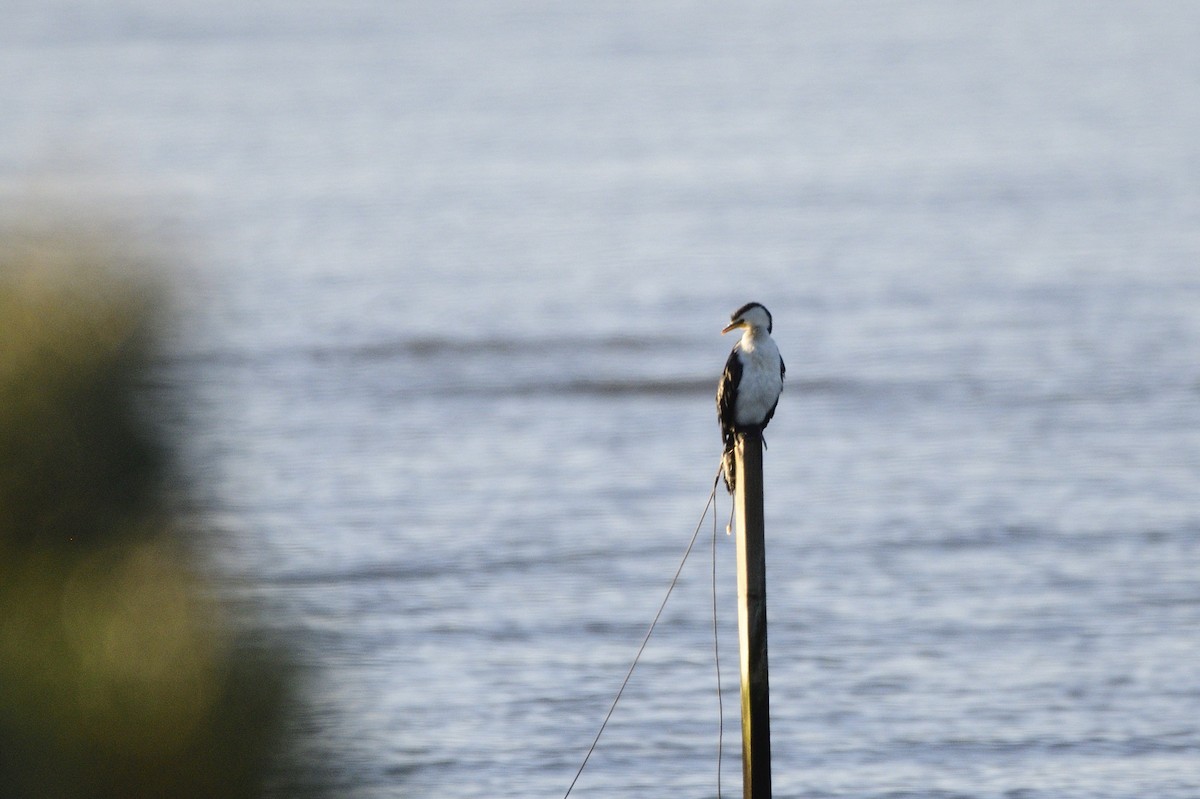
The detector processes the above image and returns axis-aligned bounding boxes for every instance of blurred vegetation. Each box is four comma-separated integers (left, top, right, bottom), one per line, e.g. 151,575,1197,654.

0,225,314,798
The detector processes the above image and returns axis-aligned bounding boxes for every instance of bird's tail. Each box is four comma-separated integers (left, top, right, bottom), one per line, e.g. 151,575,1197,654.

720,436,737,494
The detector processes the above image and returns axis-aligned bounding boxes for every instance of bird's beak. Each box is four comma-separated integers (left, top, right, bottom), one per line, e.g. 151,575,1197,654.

721,321,742,335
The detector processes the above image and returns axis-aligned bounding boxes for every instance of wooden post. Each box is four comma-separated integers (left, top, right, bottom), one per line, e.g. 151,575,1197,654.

734,433,771,799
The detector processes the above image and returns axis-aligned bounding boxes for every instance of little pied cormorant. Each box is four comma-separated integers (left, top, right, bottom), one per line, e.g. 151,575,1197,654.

716,301,785,492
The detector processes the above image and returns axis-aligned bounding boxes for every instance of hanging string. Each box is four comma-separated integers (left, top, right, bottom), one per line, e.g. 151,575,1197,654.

712,469,726,799
561,461,725,799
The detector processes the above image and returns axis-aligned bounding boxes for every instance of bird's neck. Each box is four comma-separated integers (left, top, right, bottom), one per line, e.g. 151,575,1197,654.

741,326,768,347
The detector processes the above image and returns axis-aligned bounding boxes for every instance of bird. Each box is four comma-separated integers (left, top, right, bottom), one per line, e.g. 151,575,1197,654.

716,302,785,493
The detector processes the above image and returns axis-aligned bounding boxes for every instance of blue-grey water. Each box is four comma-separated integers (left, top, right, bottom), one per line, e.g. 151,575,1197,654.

5,2,1200,797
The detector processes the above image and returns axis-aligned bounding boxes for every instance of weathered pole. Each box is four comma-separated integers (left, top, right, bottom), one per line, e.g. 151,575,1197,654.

734,433,771,799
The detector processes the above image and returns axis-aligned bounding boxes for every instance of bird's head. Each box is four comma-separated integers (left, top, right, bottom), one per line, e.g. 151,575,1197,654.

722,302,773,335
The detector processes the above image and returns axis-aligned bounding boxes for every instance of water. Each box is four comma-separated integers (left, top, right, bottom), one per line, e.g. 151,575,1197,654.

5,2,1200,797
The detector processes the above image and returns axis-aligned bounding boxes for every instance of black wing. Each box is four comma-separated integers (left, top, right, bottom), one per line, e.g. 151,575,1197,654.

716,346,743,444
716,347,744,492
760,354,785,431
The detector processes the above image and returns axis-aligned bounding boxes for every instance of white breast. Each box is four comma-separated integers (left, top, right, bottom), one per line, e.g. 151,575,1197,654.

734,334,783,426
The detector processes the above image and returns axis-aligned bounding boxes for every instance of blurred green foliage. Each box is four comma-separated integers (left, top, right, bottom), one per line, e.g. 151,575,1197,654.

0,235,164,552
0,227,309,798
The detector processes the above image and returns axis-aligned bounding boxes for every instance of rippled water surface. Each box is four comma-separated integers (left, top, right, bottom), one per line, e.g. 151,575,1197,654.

5,2,1200,797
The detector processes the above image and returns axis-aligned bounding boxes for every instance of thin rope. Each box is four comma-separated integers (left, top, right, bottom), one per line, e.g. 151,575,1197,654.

561,461,725,799
712,468,725,799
